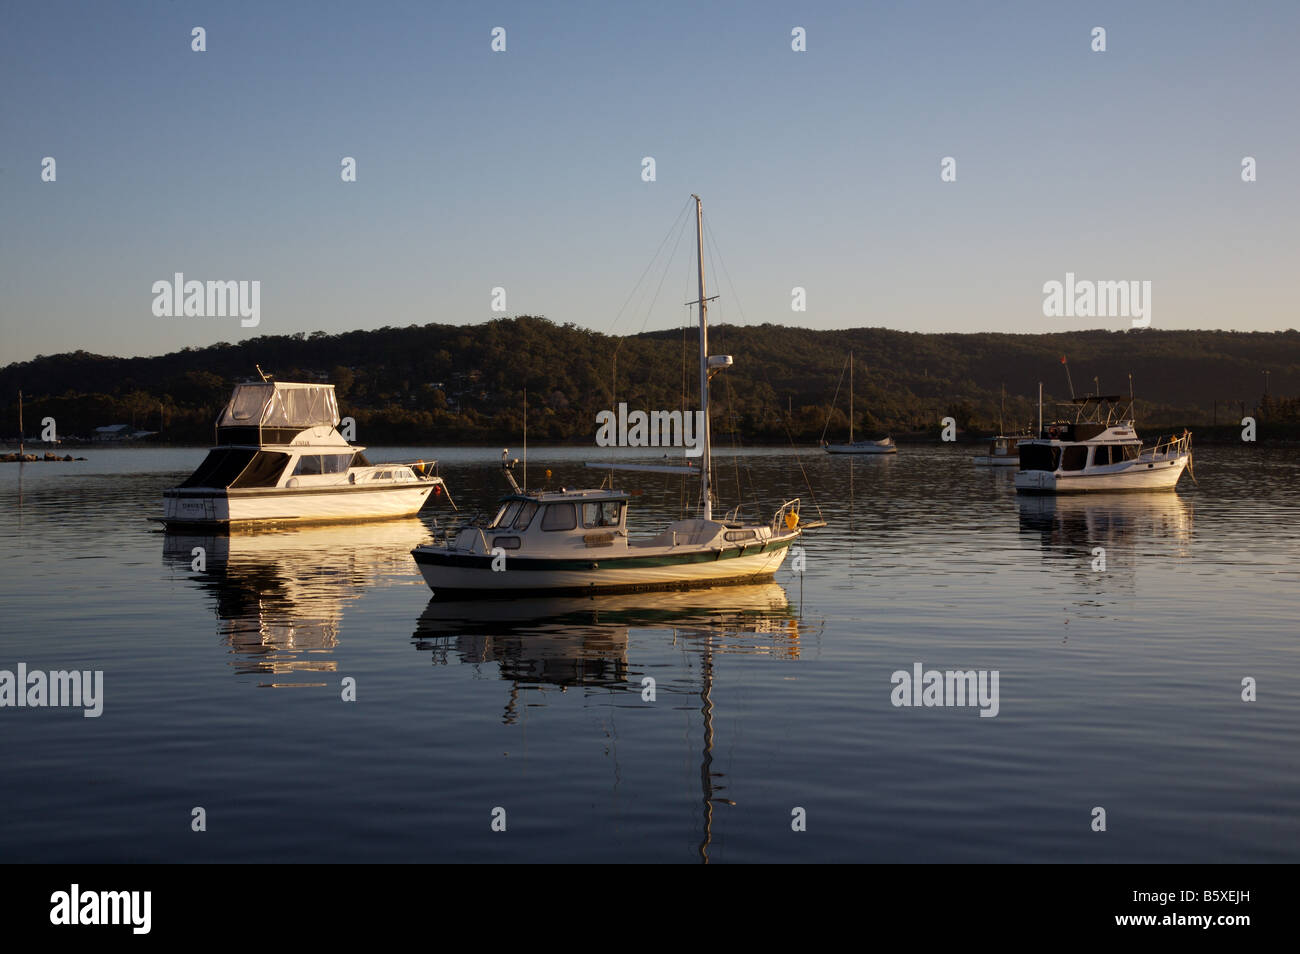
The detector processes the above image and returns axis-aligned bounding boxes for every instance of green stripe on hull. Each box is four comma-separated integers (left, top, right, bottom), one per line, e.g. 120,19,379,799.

424,571,785,600
412,534,797,572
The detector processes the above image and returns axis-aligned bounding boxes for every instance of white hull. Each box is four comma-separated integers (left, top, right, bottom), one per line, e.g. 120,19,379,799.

1015,455,1189,493
414,537,795,596
824,440,897,455
164,483,435,526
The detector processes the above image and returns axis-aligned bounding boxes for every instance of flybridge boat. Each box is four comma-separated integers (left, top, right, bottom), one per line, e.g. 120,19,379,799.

1014,392,1192,494
412,195,805,597
160,377,453,528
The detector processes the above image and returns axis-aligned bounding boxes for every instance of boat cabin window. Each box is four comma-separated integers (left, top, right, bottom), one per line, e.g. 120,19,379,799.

1095,445,1130,466
180,448,258,488
512,501,539,530
540,502,577,531
492,536,521,550
489,500,525,529
229,451,290,488
1061,447,1089,471
581,501,623,529
292,453,352,476
1121,443,1140,460
1018,445,1061,472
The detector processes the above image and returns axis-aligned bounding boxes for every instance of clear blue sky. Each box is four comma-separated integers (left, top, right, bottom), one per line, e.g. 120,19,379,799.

2,0,1297,363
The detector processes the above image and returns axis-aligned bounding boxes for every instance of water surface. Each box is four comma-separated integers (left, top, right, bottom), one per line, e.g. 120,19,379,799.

1,445,1296,862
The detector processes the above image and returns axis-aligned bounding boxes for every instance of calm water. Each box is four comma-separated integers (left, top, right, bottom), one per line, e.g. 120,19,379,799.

1,444,1297,862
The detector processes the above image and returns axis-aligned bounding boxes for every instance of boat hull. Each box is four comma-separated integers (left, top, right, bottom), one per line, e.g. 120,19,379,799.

824,442,897,455
1015,456,1189,494
413,535,796,597
161,482,436,528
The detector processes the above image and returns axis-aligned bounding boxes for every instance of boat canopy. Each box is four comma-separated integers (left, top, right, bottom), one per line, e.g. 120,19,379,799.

219,382,340,429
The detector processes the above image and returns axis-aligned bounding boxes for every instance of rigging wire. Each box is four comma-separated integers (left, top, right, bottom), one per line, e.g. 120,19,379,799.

702,213,827,524
606,198,693,405
819,354,850,444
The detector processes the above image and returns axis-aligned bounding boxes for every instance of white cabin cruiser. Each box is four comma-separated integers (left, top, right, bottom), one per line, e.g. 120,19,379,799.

160,378,453,528
412,195,804,597
1014,394,1192,494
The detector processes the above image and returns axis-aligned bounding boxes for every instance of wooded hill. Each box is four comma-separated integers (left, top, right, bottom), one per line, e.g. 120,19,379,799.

3,318,1298,444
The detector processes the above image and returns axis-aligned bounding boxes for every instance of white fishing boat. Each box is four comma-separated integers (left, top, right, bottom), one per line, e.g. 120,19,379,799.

1014,390,1192,494
822,352,897,454
973,434,1027,466
411,195,805,597
159,375,454,528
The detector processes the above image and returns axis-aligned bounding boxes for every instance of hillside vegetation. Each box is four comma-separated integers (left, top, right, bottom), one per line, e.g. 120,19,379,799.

3,318,1298,443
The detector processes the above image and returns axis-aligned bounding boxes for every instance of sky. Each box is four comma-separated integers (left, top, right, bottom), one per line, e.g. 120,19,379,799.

1,0,1297,364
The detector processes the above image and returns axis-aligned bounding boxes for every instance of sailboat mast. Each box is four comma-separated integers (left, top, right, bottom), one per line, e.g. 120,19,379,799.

693,194,712,521
849,352,854,444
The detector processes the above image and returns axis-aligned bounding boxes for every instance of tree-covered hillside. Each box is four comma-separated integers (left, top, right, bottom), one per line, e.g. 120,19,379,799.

2,318,1297,443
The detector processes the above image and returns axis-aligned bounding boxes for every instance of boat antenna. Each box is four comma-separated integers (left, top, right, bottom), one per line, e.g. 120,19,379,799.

999,382,1005,436
1060,355,1074,399
17,389,23,458
522,387,528,491
255,364,271,382
1037,382,1043,437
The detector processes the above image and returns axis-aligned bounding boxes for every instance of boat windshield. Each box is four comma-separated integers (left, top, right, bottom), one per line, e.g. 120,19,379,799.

489,500,525,529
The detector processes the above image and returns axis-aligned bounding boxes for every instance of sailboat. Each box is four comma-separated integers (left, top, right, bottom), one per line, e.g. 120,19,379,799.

973,383,1031,466
822,352,897,454
411,195,805,597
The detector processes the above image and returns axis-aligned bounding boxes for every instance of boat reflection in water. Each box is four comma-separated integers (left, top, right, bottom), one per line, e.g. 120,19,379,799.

163,518,433,686
412,582,808,862
1017,492,1194,577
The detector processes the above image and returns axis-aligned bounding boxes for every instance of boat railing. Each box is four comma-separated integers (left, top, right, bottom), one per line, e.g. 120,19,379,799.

1144,430,1192,461
772,498,802,533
